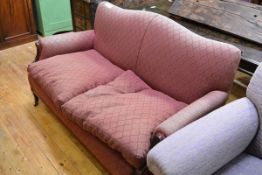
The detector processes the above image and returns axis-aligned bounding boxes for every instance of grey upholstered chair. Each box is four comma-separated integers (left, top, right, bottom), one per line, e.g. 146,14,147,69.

147,63,262,175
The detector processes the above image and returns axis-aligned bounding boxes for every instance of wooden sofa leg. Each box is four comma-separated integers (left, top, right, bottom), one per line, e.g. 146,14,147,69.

142,168,152,175
134,166,152,175
33,93,39,107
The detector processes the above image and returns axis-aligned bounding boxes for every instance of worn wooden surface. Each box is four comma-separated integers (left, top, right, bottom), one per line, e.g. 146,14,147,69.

169,0,262,44
70,0,93,31
251,0,262,4
0,43,107,175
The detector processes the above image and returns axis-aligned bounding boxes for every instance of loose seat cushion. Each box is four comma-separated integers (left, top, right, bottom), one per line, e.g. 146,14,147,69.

62,70,187,168
28,49,123,106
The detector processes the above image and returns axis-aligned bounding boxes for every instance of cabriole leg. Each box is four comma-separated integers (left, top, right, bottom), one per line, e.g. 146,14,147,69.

33,93,39,107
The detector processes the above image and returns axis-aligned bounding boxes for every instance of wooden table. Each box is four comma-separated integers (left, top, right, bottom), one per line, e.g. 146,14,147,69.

127,0,262,75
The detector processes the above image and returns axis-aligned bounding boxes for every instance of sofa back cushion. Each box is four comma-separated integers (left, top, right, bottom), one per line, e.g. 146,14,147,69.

136,15,241,103
94,2,157,71
247,63,262,159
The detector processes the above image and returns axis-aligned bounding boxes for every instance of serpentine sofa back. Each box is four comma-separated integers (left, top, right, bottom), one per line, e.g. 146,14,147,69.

94,2,240,104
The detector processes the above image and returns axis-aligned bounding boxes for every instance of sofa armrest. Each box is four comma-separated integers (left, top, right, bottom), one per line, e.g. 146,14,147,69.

147,98,259,175
152,91,228,143
36,30,95,61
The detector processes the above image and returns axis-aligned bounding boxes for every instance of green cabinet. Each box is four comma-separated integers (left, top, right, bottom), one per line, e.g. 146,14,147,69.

34,0,73,36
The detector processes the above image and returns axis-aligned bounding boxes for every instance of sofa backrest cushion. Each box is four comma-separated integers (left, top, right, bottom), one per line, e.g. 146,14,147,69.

247,63,262,159
136,15,241,103
94,2,157,71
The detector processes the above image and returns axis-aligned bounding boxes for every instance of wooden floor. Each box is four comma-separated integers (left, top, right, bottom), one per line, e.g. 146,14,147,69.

0,42,249,175
0,43,107,175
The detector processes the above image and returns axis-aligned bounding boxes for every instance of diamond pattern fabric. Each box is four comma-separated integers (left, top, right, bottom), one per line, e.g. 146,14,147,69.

27,2,242,173
62,70,187,168
136,15,241,103
28,49,123,106
94,2,157,71
39,31,95,60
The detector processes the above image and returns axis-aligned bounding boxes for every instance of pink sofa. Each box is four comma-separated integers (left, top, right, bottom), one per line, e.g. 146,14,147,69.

28,2,241,174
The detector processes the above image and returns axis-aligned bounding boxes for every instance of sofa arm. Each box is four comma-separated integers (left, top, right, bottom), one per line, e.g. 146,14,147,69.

152,91,228,143
147,98,259,175
36,30,95,61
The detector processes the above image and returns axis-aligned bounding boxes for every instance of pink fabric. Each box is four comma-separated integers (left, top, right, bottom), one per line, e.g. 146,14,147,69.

62,71,187,168
39,31,95,60
136,15,241,103
94,2,157,71
28,49,123,106
28,76,134,175
154,90,228,138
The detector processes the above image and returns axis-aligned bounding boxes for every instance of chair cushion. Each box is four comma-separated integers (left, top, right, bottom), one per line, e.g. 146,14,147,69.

28,49,123,106
62,70,187,168
215,153,262,175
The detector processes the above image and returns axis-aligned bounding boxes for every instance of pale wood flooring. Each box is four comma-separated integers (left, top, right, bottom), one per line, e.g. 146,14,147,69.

0,43,107,175
0,42,249,175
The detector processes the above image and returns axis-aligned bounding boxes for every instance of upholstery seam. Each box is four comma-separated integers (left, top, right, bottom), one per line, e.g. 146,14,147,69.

134,14,159,72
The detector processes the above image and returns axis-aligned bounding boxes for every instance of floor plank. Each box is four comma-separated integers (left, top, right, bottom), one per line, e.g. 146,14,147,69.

0,43,106,175
0,42,249,175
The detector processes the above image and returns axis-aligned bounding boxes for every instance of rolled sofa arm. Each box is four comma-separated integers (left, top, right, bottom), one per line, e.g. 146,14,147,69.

147,98,259,175
152,91,228,144
36,30,95,61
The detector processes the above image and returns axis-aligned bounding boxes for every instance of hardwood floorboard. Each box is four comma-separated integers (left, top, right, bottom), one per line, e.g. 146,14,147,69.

0,42,248,175
0,43,106,175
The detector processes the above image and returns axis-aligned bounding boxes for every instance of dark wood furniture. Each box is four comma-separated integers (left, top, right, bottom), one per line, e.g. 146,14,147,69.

251,0,262,4
170,0,262,45
69,0,154,31
169,0,262,75
70,0,94,31
0,0,37,49
127,0,262,75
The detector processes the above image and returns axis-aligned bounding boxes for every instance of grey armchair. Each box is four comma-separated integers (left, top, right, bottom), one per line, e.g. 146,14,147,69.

147,63,262,175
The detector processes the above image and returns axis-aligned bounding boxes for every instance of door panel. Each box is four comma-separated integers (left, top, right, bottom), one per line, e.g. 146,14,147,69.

1,0,32,41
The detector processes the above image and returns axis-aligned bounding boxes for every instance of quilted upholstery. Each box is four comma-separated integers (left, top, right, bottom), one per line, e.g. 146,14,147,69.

136,15,241,103
94,2,157,71
28,49,123,106
62,70,187,168
247,63,262,159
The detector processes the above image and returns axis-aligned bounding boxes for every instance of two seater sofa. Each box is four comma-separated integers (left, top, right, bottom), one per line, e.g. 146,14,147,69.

28,2,241,174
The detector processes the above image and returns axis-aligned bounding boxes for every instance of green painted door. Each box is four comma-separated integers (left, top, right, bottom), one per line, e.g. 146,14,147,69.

35,0,73,36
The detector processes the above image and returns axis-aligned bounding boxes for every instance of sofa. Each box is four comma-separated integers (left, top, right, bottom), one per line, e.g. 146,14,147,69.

147,63,262,175
27,2,241,174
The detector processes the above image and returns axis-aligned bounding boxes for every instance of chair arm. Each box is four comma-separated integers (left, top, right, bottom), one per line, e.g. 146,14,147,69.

36,30,95,61
152,91,228,143
147,98,259,175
